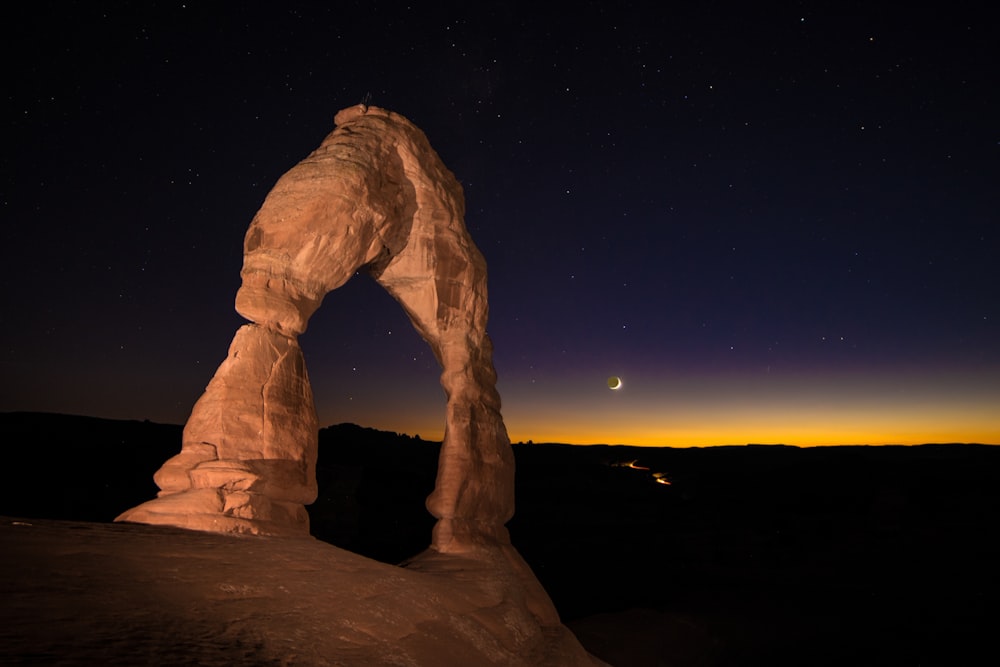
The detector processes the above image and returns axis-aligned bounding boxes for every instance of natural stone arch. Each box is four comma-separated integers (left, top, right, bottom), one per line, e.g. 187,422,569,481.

117,105,515,554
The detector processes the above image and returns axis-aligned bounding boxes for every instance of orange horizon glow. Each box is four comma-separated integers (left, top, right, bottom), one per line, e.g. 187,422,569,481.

340,404,1000,448
501,403,1000,447
345,367,1000,448
339,423,999,448
356,377,1000,447
503,430,1000,448
490,366,1000,447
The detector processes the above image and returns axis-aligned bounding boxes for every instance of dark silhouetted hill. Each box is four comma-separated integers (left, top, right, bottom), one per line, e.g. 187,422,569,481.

0,412,180,522
3,412,999,665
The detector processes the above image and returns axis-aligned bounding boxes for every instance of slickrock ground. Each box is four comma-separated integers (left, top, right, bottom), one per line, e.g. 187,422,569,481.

0,517,600,666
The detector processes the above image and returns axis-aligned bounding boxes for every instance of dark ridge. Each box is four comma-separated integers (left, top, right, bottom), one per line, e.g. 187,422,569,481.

312,422,440,563
0,412,182,522
3,412,999,665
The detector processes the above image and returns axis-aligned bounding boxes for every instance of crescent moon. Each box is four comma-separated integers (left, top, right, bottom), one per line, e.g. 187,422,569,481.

607,376,622,390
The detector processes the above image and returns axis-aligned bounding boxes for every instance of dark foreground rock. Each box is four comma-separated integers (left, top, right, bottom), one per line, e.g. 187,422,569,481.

0,517,598,666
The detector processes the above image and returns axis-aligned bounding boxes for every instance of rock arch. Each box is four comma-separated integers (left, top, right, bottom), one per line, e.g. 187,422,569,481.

117,105,515,554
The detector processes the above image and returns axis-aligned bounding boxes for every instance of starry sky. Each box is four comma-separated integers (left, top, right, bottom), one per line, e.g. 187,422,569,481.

4,2,998,446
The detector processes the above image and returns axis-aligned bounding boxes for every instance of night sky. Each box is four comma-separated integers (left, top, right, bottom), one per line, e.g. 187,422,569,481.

4,2,998,446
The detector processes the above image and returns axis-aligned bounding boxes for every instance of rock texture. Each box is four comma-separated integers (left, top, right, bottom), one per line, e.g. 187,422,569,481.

119,324,318,536
2,518,605,666
119,105,513,550
115,107,574,642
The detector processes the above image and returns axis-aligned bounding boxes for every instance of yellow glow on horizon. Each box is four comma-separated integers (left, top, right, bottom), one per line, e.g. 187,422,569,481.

499,369,1000,447
334,368,1000,447
349,413,998,448
508,420,1000,447
504,398,1000,446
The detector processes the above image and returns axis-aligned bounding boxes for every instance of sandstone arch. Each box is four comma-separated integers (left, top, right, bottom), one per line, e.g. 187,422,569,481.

117,105,515,554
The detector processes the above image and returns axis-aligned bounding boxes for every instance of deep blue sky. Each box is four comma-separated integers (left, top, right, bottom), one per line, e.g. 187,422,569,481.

3,2,998,444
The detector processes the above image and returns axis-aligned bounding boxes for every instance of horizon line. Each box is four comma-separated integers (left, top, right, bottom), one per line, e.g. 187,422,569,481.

3,411,997,449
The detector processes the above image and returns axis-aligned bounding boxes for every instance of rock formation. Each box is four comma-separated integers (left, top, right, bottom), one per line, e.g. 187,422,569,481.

114,107,598,661
119,105,515,552
119,324,319,536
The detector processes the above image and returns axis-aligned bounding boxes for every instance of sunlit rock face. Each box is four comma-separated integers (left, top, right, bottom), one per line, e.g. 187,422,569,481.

118,324,317,536
117,105,515,550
